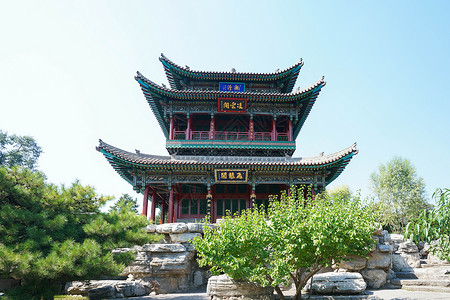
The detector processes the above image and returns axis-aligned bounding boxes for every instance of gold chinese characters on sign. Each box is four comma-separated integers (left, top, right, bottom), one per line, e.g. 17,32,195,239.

218,98,246,113
214,169,248,183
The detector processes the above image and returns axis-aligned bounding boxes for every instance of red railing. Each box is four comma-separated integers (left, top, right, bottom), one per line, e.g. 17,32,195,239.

173,130,291,142
276,133,289,141
174,131,186,140
191,131,210,140
254,132,272,141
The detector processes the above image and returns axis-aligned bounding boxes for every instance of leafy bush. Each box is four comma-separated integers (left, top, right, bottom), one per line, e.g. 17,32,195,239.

192,186,375,300
405,188,450,260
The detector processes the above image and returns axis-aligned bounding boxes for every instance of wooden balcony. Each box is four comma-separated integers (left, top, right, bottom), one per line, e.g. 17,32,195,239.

173,130,289,142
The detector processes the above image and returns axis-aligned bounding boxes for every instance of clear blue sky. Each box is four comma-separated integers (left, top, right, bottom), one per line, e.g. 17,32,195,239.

1,0,449,208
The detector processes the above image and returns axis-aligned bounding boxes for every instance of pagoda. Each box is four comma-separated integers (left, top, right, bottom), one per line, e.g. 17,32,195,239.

97,54,358,223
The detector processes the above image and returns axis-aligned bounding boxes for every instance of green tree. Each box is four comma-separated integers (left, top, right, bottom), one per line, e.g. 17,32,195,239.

370,156,430,232
110,193,139,214
0,166,155,299
192,186,375,300
0,130,42,170
405,188,450,261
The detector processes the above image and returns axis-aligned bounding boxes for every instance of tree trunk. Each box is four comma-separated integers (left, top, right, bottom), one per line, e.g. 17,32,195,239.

273,285,285,300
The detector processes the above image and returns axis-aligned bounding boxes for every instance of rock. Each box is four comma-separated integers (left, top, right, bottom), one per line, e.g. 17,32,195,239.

66,280,121,295
156,223,174,233
67,280,151,298
390,234,404,252
193,270,206,287
187,222,204,233
169,232,201,243
367,252,390,269
373,224,383,236
306,272,366,295
397,241,419,253
361,269,387,289
88,285,115,299
207,274,273,299
392,253,421,271
337,255,367,271
171,223,188,233
427,251,449,265
382,230,391,243
150,252,193,275
142,243,186,253
146,224,157,233
378,244,393,253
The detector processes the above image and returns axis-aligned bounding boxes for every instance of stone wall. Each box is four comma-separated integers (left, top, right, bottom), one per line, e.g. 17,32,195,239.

119,222,212,293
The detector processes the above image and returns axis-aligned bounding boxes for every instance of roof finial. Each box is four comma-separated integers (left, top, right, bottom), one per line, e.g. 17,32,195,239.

185,65,190,70
230,68,236,73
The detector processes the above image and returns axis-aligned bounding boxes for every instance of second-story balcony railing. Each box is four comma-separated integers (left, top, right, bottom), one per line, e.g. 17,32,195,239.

173,130,290,142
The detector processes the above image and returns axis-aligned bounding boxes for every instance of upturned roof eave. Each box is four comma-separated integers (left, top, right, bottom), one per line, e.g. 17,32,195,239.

159,53,304,92
97,139,357,170
135,71,325,103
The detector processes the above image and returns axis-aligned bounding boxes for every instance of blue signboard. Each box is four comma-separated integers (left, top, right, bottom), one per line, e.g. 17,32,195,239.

219,82,245,92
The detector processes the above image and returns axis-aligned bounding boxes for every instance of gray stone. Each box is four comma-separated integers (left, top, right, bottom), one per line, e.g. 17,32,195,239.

207,274,273,299
337,255,367,271
146,224,157,233
67,280,151,298
427,251,449,265
142,243,186,253
156,223,175,233
169,232,202,243
193,270,206,287
382,230,391,243
150,252,193,275
392,253,421,271
306,272,366,295
171,223,188,233
398,241,419,253
361,269,387,289
88,285,115,299
378,244,393,253
367,252,390,269
187,222,204,233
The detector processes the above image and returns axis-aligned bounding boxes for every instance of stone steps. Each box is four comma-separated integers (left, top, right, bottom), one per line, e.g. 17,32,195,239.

401,285,450,293
392,279,450,287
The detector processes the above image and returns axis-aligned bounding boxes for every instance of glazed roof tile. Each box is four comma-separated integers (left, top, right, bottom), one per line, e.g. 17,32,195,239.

159,53,304,93
135,71,325,101
97,139,357,168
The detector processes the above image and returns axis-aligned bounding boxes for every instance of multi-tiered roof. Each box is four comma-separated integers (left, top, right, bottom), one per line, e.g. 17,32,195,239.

98,54,357,194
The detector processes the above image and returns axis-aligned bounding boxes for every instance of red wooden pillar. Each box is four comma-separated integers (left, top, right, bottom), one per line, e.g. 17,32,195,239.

288,118,293,141
142,185,149,217
173,192,178,223
151,188,157,223
186,115,191,140
169,116,174,140
160,201,166,224
249,117,254,140
209,116,215,140
311,186,316,201
168,187,174,223
271,117,276,141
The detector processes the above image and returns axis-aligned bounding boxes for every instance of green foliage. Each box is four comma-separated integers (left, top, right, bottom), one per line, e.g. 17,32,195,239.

110,193,139,214
0,166,153,299
369,156,430,233
0,130,42,170
405,188,450,261
192,186,375,299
